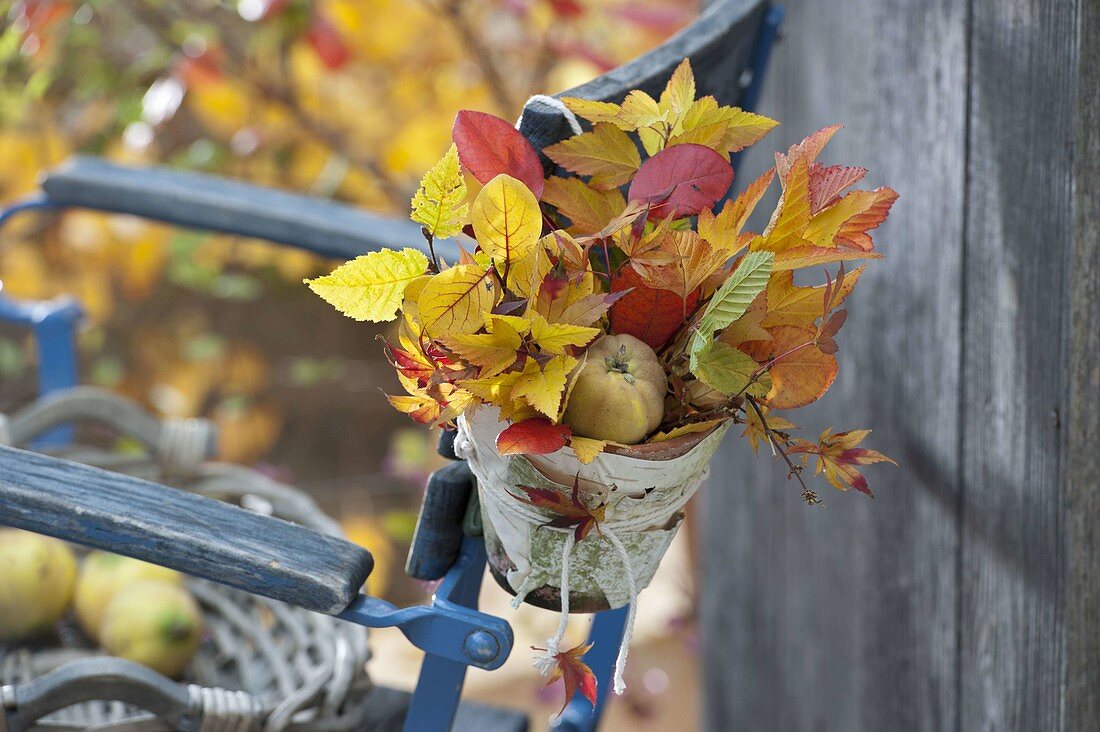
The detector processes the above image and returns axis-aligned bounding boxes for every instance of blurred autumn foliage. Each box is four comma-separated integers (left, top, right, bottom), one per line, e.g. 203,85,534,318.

0,0,690,595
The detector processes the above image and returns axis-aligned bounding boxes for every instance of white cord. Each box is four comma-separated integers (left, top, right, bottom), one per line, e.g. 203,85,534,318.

516,94,583,136
458,422,706,698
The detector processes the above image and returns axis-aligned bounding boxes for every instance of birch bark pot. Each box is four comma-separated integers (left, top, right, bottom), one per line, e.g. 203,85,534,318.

457,406,729,612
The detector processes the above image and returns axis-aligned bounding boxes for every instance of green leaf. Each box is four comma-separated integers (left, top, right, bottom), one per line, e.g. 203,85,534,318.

690,340,770,397
690,250,773,358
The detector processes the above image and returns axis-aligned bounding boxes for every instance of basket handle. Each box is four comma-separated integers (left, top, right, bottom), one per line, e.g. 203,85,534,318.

0,445,372,615
1,658,201,732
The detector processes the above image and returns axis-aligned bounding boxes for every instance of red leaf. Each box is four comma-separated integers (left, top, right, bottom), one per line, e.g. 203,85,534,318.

609,266,700,349
542,642,598,717
628,143,733,219
306,16,352,70
452,111,545,198
511,474,605,542
497,417,571,456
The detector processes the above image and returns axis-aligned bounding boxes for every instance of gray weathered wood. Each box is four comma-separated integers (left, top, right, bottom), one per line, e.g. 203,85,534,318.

700,1,967,729
0,445,373,615
959,2,1080,729
701,1,1099,730
39,156,463,263
1066,0,1100,724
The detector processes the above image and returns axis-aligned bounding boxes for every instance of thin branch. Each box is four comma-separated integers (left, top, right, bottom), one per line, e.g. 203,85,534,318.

747,396,820,505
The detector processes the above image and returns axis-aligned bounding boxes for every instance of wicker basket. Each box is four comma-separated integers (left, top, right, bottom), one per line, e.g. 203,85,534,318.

0,419,372,731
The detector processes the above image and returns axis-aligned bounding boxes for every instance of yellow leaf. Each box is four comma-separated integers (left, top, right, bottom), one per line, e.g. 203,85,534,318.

741,406,798,454
529,313,600,354
648,419,724,443
671,97,778,153
542,176,626,235
461,370,523,411
561,97,628,128
410,143,469,239
762,266,864,329
511,355,578,418
544,123,641,190
488,313,532,335
570,436,607,464
698,169,775,252
509,234,557,300
441,319,522,377
658,59,696,130
305,248,428,322
770,246,883,272
471,174,542,274
757,154,812,253
632,230,728,299
417,264,497,337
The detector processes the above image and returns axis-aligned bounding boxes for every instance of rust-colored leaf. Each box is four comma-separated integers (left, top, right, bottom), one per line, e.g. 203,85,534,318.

610,265,700,349
539,642,598,718
742,325,839,410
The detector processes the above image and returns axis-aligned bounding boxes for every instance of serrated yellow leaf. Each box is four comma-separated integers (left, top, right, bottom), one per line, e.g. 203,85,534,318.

633,230,731,300
648,419,724,443
511,354,578,418
671,97,778,153
543,123,641,190
488,313,532,335
542,176,626,235
620,89,665,129
769,246,883,271
741,406,798,454
440,319,522,377
471,174,542,275
761,266,865,329
698,169,775,253
508,233,557,300
417,264,496,337
659,59,696,127
758,154,812,252
803,190,883,248
561,98,629,129
305,248,428,322
410,143,469,239
570,436,607,464
529,313,600,354
460,370,523,410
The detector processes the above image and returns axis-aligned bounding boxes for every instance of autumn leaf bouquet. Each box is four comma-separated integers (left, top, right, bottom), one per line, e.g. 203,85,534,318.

308,60,897,705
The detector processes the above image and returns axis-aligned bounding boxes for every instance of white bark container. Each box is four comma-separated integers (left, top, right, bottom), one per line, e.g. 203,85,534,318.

456,406,729,612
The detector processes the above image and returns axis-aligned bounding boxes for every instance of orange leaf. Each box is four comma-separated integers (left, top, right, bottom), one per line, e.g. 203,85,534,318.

542,642,598,718
497,417,572,456
761,266,864,329
542,176,627,235
835,187,898,251
789,428,897,496
742,325,838,409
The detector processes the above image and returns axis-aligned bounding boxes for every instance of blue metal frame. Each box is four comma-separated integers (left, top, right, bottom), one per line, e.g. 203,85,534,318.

0,7,782,728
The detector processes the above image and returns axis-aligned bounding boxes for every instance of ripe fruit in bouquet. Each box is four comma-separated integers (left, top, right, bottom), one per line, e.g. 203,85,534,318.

0,529,77,642
74,551,183,641
99,580,202,678
563,335,667,444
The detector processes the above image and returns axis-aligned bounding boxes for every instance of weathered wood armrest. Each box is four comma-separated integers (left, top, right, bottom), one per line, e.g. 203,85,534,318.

0,445,372,615
38,156,462,262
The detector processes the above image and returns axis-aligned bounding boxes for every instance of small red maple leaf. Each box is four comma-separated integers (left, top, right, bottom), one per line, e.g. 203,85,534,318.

534,642,598,718
511,474,606,542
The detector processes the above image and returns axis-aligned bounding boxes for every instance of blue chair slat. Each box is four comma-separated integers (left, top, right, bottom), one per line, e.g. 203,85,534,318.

0,444,373,615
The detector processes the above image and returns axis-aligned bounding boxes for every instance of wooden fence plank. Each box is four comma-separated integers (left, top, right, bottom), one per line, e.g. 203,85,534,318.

959,2,1078,729
699,1,967,729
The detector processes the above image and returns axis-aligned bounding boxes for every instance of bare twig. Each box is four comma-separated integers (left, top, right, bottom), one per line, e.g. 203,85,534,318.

746,396,820,505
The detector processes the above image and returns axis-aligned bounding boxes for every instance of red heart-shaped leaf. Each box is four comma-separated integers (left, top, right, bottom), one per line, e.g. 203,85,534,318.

628,143,733,219
452,111,545,198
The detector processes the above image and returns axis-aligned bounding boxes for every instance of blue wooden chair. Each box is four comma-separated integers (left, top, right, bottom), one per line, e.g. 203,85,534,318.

0,2,781,729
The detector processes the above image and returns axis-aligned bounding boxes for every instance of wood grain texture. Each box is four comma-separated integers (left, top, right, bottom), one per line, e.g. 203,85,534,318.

0,445,373,615
699,0,967,729
40,156,463,263
404,461,475,581
959,2,1078,728
1066,1,1100,725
